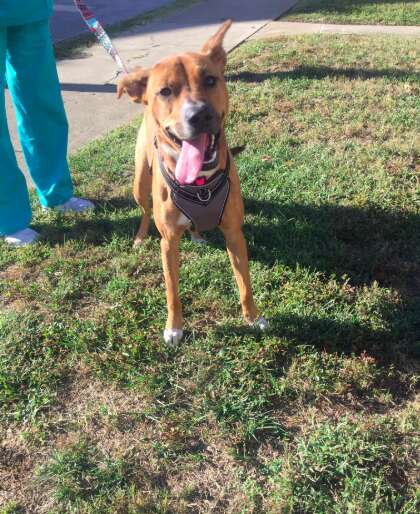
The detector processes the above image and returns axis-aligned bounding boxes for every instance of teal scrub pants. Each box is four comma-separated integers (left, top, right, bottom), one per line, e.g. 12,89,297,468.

0,19,73,236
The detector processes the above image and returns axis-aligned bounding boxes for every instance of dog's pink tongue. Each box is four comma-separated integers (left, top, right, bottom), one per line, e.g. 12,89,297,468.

175,134,208,184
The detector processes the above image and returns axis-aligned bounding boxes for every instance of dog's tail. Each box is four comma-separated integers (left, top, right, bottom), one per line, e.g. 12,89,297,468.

231,145,246,157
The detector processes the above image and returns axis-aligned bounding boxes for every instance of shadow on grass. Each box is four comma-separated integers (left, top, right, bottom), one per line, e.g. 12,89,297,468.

230,199,419,371
35,196,420,298
93,196,138,211
33,211,141,247
211,309,419,431
33,197,141,246
34,194,420,362
243,199,420,295
287,0,419,16
216,307,419,358
227,66,419,84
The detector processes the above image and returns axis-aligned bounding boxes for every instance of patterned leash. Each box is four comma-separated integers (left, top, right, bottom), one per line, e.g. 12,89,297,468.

73,0,128,75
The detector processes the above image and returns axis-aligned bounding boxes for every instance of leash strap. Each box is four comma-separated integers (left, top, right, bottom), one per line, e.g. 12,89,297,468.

73,0,128,74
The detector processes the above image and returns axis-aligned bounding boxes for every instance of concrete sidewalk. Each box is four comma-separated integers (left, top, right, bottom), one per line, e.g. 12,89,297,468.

252,20,420,39
50,0,173,43
6,0,297,173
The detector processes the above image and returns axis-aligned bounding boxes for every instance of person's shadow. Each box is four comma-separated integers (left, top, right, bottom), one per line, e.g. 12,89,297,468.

212,198,420,363
34,195,420,361
243,199,420,292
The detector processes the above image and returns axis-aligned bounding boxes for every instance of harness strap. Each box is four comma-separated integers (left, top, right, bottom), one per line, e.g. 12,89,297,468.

157,148,231,232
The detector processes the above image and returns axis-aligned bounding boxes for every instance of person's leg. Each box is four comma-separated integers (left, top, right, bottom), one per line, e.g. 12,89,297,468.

5,18,74,208
0,25,32,237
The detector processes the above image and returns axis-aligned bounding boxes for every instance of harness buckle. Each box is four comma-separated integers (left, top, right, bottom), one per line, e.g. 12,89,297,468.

197,188,212,203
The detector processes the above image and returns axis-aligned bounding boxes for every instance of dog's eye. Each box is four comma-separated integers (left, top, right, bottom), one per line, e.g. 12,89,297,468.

159,87,172,97
205,75,217,88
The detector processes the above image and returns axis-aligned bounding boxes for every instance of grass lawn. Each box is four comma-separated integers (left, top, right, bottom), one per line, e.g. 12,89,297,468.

284,0,420,26
1,34,419,512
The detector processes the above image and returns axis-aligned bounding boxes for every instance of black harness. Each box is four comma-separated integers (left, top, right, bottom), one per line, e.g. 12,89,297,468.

157,149,230,232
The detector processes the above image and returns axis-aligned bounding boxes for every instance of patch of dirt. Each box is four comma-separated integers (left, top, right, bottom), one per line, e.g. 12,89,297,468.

0,427,48,511
0,365,261,512
0,369,152,512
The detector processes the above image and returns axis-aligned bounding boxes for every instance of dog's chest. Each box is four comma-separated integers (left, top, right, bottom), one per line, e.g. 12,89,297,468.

177,213,191,227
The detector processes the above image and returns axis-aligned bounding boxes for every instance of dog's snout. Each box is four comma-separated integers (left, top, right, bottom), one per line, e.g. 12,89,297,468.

188,104,214,126
183,102,218,135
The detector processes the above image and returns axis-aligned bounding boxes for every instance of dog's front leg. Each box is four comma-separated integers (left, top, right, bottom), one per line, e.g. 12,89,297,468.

222,227,257,323
221,227,268,330
133,120,152,247
161,234,183,345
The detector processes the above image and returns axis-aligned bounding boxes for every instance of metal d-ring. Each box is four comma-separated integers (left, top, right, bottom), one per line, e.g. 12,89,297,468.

197,188,211,202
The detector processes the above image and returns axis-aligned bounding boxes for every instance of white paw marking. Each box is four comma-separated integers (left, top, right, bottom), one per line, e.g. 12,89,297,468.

254,316,268,331
163,328,184,346
190,232,207,245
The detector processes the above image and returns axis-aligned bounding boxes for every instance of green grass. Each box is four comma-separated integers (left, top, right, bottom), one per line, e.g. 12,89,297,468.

37,438,169,512
284,0,420,26
1,34,419,512
266,417,419,513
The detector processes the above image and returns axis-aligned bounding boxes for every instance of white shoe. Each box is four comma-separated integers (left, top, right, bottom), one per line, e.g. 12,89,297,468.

4,228,40,247
48,196,94,213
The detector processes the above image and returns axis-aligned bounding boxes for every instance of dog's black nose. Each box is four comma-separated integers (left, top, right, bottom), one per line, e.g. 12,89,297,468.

188,104,213,126
184,102,216,134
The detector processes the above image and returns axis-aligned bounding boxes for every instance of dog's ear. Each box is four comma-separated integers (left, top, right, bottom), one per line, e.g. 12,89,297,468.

201,19,232,71
117,67,150,104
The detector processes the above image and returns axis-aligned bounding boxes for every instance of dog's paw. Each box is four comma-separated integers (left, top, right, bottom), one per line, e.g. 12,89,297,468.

253,316,268,331
133,237,146,248
190,232,207,245
163,328,183,346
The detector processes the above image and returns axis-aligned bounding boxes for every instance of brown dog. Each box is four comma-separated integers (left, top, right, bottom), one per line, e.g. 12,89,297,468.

117,20,267,344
